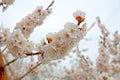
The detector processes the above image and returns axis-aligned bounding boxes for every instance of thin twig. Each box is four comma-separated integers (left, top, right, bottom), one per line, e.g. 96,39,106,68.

18,62,42,80
25,51,44,56
76,46,90,66
88,22,96,31
0,47,18,69
2,46,7,53
0,58,18,70
46,0,55,10
82,55,90,66
2,54,16,79
96,17,101,25
77,22,81,26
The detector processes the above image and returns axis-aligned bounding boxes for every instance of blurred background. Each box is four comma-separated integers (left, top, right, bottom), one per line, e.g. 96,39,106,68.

0,0,120,64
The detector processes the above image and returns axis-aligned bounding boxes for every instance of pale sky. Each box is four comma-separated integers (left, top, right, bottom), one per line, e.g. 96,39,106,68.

0,0,120,63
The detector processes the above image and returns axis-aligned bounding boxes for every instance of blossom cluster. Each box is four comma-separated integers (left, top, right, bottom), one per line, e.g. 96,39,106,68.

0,4,52,58
1,8,87,79
95,17,120,80
96,44,110,72
0,27,10,47
1,1,120,80
0,0,15,11
63,49,95,80
36,22,87,62
41,17,120,80
15,6,52,38
7,29,34,57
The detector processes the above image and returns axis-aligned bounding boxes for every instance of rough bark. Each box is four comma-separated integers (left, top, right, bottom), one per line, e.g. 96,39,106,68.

0,52,8,80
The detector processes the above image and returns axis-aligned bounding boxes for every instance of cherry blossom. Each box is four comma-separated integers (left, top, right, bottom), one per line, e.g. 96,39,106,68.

0,1,120,80
0,0,15,11
15,6,52,38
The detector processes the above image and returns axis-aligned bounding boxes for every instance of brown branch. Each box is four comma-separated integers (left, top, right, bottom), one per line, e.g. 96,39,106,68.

18,62,42,80
0,57,17,77
25,51,44,60
0,2,3,6
46,0,55,10
25,51,44,56
0,47,17,70
3,58,18,68
0,52,8,80
0,51,43,69
77,22,81,26
2,53,17,79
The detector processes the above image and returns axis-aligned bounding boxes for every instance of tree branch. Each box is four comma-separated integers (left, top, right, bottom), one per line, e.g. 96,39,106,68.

0,2,3,6
3,58,18,68
18,62,42,80
46,0,55,10
25,51,44,56
0,52,8,80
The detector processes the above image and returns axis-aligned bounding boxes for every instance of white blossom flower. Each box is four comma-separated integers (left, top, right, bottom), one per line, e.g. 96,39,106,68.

73,10,86,23
0,28,10,47
110,63,120,74
0,0,15,11
6,29,34,57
